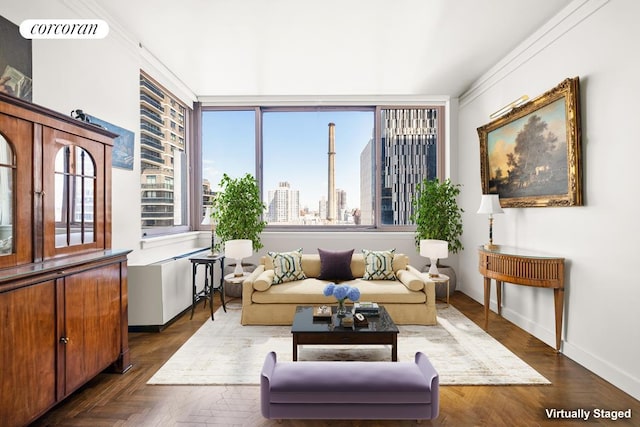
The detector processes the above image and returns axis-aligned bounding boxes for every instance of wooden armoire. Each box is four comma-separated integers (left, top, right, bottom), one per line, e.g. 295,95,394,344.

0,92,131,426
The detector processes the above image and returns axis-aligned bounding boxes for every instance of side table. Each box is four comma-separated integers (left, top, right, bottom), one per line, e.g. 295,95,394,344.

426,273,450,307
224,272,249,300
189,253,225,320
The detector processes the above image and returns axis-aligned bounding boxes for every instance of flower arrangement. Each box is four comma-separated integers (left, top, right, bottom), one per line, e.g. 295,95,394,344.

323,283,360,316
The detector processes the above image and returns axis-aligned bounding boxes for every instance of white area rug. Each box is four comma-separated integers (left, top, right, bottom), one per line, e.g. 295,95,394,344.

147,304,550,386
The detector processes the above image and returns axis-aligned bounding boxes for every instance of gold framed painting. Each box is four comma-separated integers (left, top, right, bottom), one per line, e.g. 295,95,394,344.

477,77,582,207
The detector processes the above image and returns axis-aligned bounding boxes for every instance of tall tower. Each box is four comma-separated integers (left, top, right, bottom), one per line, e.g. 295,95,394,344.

327,123,336,222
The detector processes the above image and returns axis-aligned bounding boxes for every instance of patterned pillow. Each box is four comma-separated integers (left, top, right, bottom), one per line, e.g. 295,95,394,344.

362,249,397,280
268,248,307,284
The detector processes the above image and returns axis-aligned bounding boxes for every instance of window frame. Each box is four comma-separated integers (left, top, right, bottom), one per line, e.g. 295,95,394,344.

197,101,446,232
140,71,192,238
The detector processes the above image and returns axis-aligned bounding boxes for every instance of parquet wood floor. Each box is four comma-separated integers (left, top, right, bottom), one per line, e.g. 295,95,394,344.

31,293,639,427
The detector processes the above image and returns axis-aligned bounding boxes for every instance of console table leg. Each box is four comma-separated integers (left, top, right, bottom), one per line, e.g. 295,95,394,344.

483,277,491,329
554,288,564,352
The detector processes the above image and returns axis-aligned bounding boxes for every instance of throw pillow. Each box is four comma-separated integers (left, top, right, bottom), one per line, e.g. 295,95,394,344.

317,248,355,281
362,249,397,280
268,248,307,284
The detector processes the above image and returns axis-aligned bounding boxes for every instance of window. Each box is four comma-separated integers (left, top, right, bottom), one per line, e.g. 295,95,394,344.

201,105,443,229
379,108,439,225
262,109,374,226
140,71,191,235
201,109,256,209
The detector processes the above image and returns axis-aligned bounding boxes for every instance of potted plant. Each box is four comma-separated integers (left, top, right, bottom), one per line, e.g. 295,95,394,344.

410,178,464,296
212,173,266,252
211,173,266,296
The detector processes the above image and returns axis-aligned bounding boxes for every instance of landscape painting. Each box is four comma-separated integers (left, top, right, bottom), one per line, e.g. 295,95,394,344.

478,77,582,207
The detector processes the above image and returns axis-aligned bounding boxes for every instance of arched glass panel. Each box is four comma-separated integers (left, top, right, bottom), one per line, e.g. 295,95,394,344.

54,145,96,247
0,135,14,255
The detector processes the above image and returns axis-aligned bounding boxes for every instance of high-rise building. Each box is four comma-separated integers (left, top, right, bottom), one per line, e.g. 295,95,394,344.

139,71,188,228
380,108,438,225
267,181,300,224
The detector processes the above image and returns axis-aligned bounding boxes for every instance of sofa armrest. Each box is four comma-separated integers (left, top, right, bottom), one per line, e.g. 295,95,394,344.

260,352,277,417
406,265,424,278
407,265,436,303
415,352,439,416
242,265,265,306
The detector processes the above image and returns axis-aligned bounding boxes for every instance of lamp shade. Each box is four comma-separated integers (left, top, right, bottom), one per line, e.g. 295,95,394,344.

224,239,253,260
420,239,448,260
477,194,504,215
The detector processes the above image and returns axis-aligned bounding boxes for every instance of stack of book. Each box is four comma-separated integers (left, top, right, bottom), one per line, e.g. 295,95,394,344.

354,302,379,315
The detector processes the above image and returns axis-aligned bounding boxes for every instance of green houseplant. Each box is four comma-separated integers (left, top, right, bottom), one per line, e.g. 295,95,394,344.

212,173,266,253
410,178,464,254
410,178,464,297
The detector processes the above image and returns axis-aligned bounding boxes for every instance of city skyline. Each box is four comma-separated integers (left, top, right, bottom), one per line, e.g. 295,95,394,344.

201,110,374,210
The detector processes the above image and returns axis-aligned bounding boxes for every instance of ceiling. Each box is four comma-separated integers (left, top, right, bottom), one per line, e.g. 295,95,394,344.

92,0,574,98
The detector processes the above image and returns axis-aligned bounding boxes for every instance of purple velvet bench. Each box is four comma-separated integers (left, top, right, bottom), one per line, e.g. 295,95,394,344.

260,351,439,421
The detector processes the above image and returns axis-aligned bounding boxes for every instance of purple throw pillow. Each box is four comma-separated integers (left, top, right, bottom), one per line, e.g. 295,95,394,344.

318,248,355,281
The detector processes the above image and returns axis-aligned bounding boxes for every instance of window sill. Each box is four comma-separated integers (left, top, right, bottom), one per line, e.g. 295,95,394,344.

139,231,204,250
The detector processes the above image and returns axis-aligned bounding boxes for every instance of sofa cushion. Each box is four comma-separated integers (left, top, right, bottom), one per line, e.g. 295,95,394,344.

362,249,397,280
268,249,307,284
251,278,426,304
317,248,355,281
268,360,432,404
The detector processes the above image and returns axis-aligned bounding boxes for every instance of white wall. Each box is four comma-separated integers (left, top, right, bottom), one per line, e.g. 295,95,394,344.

457,0,639,400
1,0,144,262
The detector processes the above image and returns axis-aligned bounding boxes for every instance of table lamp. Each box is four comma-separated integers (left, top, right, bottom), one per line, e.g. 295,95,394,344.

420,239,448,277
201,206,216,255
477,194,504,250
224,239,253,277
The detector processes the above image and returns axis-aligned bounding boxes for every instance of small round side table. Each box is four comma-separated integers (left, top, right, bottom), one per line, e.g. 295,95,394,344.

224,272,249,301
427,273,450,307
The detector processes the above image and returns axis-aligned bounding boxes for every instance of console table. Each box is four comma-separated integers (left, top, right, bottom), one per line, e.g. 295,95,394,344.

478,246,565,351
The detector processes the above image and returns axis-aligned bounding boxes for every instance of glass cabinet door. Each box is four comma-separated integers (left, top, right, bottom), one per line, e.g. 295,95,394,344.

43,127,105,258
0,135,14,256
0,113,33,268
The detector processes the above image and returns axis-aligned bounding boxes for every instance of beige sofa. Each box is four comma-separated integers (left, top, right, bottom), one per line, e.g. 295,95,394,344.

241,253,437,326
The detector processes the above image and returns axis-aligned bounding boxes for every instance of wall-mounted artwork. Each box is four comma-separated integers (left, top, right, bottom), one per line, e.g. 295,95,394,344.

0,15,33,101
477,77,582,208
87,114,135,170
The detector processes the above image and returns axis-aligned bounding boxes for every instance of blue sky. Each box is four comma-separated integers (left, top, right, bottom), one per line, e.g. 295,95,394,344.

202,110,374,209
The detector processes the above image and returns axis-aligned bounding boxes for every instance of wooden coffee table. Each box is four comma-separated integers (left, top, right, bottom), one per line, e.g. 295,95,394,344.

291,305,399,361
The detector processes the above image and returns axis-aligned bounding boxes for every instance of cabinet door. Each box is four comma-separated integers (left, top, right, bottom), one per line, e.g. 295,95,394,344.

63,264,121,394
42,127,106,259
0,112,33,268
0,281,57,427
